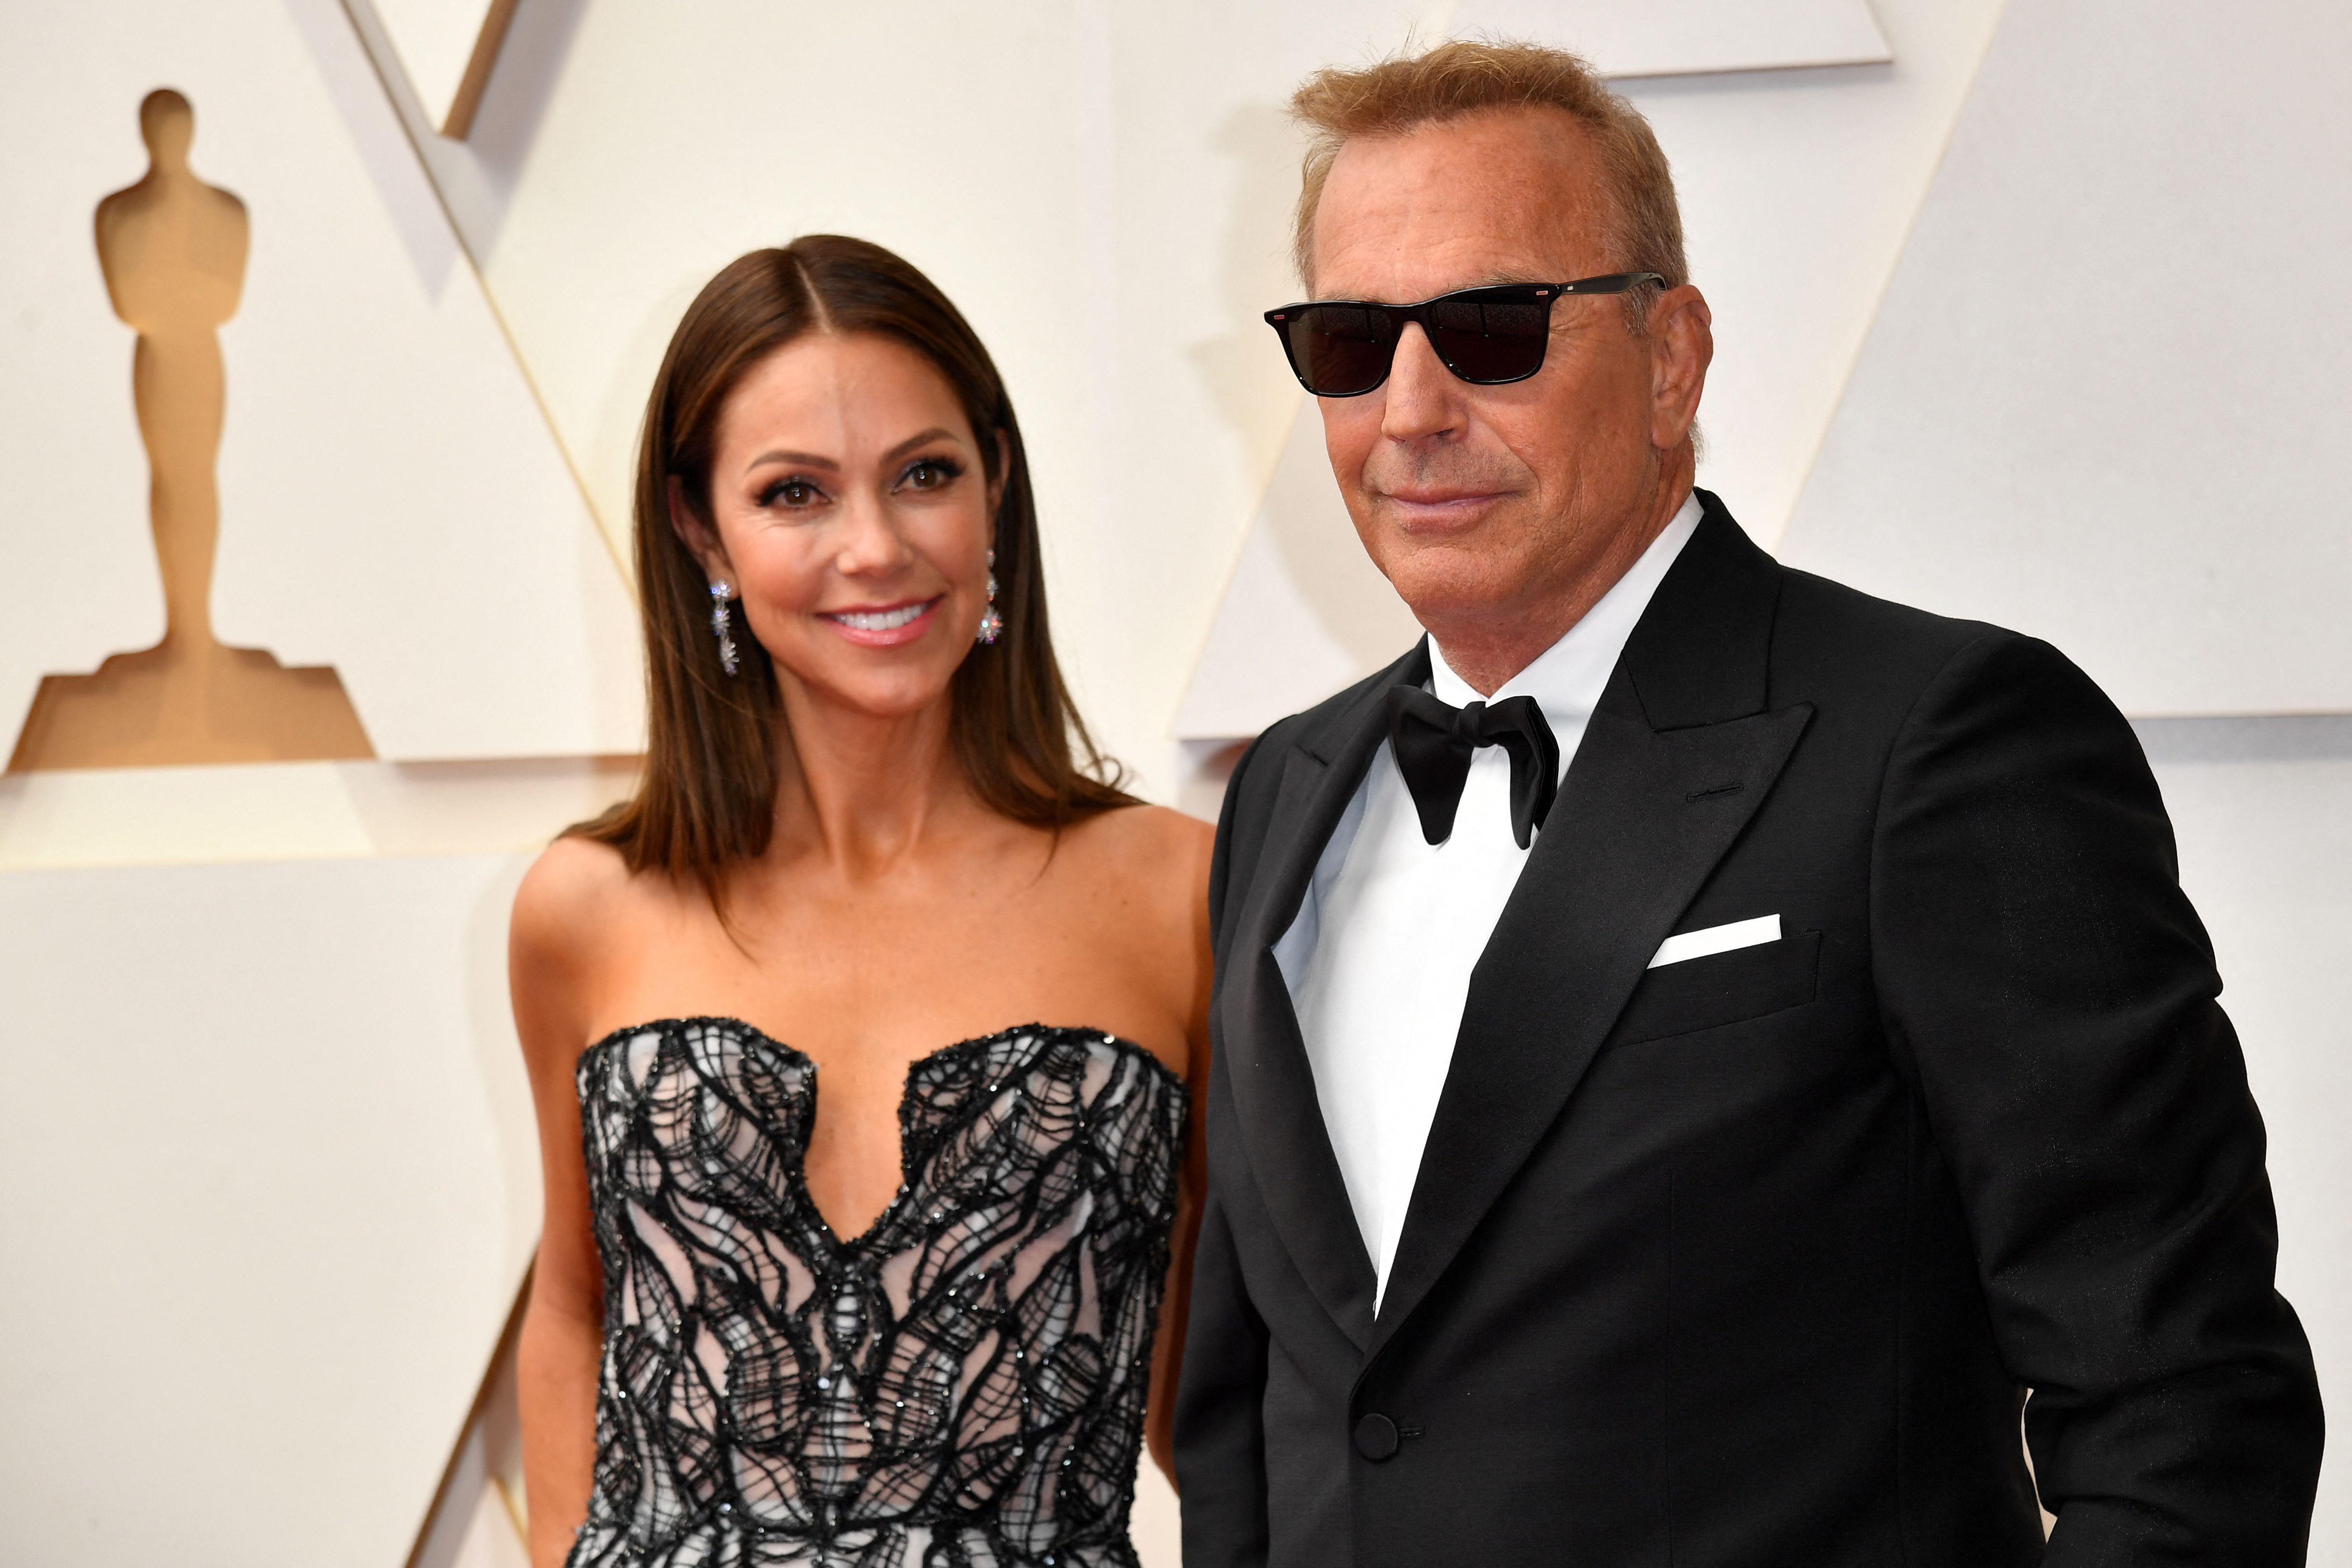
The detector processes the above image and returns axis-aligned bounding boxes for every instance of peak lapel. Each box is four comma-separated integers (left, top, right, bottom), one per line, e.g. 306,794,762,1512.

1369,500,1811,1352
1220,643,1429,1350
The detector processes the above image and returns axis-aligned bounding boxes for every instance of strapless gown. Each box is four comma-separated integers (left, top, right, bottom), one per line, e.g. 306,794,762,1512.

567,1017,1188,1568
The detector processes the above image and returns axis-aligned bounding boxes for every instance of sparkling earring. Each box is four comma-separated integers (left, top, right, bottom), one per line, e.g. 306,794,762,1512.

976,549,1003,646
708,582,739,676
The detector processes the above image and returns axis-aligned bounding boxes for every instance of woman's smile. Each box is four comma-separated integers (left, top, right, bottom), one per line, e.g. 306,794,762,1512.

819,595,940,646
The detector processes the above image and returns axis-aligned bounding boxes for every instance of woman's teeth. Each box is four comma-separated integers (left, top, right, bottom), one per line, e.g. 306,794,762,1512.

828,603,929,632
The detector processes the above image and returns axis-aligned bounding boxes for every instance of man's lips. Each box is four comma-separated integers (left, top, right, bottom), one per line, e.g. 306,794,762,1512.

1375,488,1508,526
818,596,942,647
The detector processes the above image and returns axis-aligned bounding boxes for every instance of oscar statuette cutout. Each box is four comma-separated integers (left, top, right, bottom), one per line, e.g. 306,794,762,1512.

8,88,374,771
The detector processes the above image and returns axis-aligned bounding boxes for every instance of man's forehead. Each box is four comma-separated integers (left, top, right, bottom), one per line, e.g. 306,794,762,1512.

1312,107,1612,299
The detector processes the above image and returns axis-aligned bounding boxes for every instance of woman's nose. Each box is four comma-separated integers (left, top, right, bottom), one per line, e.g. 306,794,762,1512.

833,490,915,574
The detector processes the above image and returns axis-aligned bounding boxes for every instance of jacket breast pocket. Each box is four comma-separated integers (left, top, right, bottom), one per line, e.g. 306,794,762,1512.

1613,929,1822,1045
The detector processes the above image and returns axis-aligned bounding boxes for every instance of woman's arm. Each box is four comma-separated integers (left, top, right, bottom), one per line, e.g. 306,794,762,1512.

1144,812,1216,1485
508,843,617,1568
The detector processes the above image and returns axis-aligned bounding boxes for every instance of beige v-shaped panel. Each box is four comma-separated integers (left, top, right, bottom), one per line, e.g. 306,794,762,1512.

1778,0,2352,716
0,0,642,764
1446,0,1890,77
369,0,520,138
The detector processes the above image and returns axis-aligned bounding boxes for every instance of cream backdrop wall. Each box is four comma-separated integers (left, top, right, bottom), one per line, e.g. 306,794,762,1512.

0,849,543,1565
1778,0,2352,714
4,0,2350,1562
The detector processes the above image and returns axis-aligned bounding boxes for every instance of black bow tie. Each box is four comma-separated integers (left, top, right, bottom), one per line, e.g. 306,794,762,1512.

1385,685,1561,849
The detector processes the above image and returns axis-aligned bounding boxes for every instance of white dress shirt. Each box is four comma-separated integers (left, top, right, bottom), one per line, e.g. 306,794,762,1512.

1273,492,1701,1308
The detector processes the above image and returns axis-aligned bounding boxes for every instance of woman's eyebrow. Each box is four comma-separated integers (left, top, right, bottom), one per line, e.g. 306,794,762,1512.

743,448,838,474
742,427,958,477
881,427,958,463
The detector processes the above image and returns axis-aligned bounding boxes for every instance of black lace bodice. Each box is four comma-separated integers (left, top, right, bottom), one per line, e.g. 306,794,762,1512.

568,1018,1188,1568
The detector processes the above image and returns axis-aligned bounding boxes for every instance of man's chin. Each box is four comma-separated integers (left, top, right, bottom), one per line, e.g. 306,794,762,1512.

1379,556,1529,632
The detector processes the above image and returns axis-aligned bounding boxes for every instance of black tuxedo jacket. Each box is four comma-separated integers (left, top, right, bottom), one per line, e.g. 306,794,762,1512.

1173,493,2321,1566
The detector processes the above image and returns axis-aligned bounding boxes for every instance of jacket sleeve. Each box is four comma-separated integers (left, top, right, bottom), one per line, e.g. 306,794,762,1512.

1174,731,1276,1567
1871,631,2323,1562
1175,1181,1271,1566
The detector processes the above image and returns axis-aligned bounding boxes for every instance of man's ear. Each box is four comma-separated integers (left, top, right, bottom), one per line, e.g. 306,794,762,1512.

1648,284,1714,452
667,475,735,586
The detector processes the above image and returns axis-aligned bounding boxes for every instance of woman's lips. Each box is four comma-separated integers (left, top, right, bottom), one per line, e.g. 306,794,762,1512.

819,596,942,647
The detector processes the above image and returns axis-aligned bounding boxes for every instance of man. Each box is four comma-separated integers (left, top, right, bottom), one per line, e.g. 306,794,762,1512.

1174,40,2321,1567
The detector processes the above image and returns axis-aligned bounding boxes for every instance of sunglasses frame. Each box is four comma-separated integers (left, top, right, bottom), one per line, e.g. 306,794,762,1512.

1265,273,1667,398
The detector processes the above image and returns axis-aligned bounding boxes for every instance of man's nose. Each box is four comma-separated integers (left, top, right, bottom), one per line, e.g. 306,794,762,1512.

1377,322,1460,444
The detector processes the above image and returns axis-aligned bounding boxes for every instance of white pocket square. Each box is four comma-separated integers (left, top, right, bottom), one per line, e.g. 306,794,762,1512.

1648,913,1781,969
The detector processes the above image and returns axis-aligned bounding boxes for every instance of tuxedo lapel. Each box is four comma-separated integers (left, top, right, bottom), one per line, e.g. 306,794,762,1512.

1219,643,1430,1350
1369,499,1812,1351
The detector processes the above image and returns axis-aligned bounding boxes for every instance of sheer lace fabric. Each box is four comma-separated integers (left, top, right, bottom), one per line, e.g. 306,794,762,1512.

569,1018,1188,1568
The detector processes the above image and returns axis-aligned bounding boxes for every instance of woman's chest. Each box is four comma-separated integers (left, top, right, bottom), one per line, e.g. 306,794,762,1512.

599,885,1188,1082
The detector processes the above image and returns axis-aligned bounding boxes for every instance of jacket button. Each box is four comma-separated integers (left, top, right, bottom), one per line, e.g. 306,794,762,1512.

1353,1413,1400,1462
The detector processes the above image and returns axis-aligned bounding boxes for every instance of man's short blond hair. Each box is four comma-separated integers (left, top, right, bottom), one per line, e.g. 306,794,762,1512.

1290,39,1688,329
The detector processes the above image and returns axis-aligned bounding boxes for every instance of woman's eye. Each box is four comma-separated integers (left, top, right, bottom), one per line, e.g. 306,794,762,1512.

759,478,823,508
900,458,962,492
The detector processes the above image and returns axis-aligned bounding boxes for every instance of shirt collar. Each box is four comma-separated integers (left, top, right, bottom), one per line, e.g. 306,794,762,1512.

1428,489,1703,773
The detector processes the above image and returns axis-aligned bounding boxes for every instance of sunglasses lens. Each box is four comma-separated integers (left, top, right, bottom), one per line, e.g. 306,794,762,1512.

1428,295,1550,384
1286,304,1397,396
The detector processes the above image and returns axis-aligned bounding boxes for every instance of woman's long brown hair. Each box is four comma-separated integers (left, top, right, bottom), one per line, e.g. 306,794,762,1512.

576,237,1134,901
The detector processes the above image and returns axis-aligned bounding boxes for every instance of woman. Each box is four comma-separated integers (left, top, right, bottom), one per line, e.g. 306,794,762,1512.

510,236,1211,1568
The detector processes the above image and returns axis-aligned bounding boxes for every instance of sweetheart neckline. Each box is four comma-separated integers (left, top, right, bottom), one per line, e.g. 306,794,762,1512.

581,1014,1179,1085
578,1016,1185,1251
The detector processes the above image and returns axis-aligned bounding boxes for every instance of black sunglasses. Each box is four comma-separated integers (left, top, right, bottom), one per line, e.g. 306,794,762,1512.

1264,274,1665,398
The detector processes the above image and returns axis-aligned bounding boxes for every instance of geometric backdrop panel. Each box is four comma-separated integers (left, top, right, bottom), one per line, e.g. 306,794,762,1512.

368,0,516,137
0,0,642,761
1450,0,1889,77
1779,0,2352,716
0,853,539,1566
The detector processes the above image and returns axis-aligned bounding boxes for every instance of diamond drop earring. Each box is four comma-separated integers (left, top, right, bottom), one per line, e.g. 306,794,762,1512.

708,582,739,676
975,549,1003,645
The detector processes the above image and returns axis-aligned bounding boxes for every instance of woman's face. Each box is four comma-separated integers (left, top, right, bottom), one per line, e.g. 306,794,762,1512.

686,332,1002,721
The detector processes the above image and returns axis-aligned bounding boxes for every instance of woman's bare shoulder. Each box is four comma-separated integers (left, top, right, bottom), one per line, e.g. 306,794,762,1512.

1075,802,1212,869
513,834,638,966
1064,803,1212,921
509,835,658,1073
